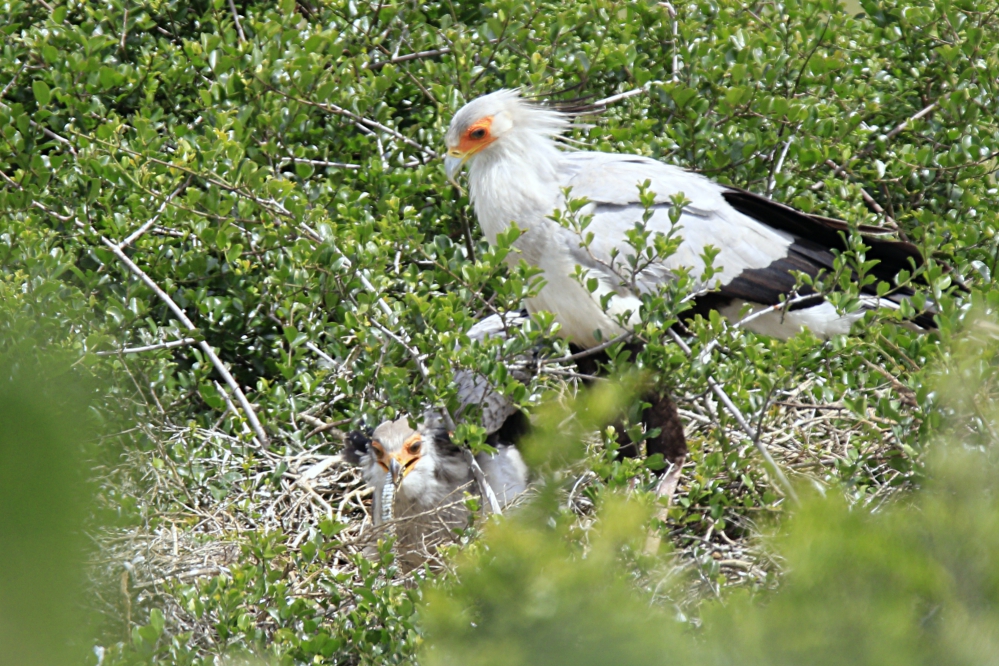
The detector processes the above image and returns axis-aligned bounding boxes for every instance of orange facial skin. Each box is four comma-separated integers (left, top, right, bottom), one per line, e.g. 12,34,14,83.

453,116,495,156
371,433,423,478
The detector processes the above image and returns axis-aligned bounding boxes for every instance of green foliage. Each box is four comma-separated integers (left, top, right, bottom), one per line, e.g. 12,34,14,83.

1,0,998,662
421,498,679,666
702,449,999,665
422,444,999,665
422,318,999,665
123,533,421,665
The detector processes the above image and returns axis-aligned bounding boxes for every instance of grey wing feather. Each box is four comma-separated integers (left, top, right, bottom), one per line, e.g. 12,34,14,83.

476,445,528,507
552,151,935,339
556,152,795,294
453,370,519,435
454,312,531,435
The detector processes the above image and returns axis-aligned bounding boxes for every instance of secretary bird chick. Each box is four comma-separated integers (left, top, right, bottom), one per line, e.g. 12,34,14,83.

346,413,527,570
444,89,939,466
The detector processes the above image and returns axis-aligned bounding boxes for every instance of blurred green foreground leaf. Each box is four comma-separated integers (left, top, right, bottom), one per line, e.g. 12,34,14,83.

0,346,95,666
421,318,999,666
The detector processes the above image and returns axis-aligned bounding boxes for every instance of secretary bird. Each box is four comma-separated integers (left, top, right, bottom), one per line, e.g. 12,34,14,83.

444,89,935,465
346,412,527,570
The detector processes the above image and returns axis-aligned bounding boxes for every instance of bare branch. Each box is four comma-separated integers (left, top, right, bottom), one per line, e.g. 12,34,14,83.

31,200,74,223
261,81,438,159
659,2,680,82
815,159,899,229
766,135,794,199
304,341,338,367
543,332,633,365
119,7,129,54
297,478,334,518
0,169,21,190
0,62,27,101
32,121,77,157
814,101,937,229
74,134,295,220
0,85,78,157
367,47,451,70
5,167,77,225
280,156,362,170
100,236,270,448
133,566,225,591
367,316,432,382
119,176,191,249
300,413,350,440
96,337,198,356
592,86,650,108
463,449,503,516
228,0,247,43
866,102,937,157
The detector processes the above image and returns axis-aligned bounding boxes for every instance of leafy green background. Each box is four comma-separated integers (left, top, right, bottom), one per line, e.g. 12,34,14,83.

1,0,998,663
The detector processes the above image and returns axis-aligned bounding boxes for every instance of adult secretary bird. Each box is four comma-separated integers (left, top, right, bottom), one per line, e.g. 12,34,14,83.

444,90,934,463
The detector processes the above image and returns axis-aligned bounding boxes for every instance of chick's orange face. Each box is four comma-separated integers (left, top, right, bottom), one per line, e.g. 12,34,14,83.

371,433,423,478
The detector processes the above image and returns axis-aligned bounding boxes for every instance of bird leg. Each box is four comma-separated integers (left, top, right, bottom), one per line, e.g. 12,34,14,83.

610,390,687,471
642,391,688,466
570,344,687,471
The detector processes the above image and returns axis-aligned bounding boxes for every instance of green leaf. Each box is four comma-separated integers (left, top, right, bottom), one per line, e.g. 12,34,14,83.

32,80,51,106
99,66,117,89
199,382,225,410
149,608,165,635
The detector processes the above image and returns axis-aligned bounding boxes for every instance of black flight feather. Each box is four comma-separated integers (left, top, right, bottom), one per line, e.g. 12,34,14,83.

695,187,939,330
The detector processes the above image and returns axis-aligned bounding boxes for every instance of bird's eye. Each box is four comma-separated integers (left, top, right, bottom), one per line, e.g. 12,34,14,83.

408,441,421,455
469,128,487,140
371,441,384,458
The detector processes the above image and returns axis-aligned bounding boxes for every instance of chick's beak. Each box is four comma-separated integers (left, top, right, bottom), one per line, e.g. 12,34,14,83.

388,451,420,485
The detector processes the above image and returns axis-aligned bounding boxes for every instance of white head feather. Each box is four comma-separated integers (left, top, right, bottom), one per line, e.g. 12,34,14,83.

445,91,572,243
444,89,570,150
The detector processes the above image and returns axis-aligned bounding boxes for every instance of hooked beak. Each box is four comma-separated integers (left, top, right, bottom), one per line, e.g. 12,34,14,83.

387,451,421,485
388,458,403,486
444,150,469,190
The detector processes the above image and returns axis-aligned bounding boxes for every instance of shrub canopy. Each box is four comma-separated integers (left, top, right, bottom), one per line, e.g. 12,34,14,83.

1,0,998,663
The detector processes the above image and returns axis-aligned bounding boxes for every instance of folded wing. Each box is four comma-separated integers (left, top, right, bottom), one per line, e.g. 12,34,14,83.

555,151,933,336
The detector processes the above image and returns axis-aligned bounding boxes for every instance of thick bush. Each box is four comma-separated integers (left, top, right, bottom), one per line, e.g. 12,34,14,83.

1,0,997,663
